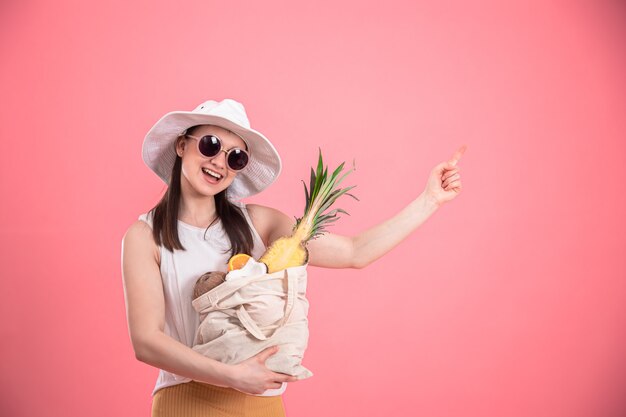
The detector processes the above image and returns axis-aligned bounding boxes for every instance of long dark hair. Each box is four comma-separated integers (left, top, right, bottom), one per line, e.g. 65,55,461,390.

148,127,254,257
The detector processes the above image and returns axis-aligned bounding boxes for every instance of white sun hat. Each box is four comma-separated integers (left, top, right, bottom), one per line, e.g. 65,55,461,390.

142,98,282,202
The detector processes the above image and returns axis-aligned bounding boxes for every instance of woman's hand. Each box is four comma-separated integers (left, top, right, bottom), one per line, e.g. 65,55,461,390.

423,145,467,207
226,346,298,395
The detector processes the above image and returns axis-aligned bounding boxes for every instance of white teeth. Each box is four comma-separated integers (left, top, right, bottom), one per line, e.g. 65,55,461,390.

202,167,222,179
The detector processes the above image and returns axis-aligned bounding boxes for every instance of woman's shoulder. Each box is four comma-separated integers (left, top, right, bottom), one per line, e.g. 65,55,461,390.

245,203,285,223
245,203,295,244
136,210,154,228
122,214,161,265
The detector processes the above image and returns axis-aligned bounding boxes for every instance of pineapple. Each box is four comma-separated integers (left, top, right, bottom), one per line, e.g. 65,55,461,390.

258,148,358,273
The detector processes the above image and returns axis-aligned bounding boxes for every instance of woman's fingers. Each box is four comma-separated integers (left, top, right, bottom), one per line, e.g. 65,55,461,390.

255,346,279,364
442,167,460,182
442,172,460,188
445,179,461,188
444,180,462,191
275,372,298,383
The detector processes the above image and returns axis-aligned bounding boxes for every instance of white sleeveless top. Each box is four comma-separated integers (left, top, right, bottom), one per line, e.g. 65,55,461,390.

137,201,288,397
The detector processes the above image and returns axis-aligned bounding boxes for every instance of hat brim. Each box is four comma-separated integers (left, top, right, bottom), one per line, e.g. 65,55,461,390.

142,110,282,201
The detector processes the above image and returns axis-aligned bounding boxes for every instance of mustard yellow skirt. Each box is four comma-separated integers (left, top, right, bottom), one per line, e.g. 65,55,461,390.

151,380,287,417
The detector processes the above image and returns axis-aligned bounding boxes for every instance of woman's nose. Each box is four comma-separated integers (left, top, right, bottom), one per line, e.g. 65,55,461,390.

210,149,228,168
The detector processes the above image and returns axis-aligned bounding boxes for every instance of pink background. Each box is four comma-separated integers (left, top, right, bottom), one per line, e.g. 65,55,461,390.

1,0,625,416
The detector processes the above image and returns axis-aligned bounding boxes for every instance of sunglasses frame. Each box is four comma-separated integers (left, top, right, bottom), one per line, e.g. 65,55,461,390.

183,133,251,172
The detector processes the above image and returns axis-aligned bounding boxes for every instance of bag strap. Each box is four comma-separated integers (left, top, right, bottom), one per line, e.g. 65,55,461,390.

236,269,298,341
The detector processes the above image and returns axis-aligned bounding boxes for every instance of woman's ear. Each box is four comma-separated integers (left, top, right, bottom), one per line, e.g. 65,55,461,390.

175,136,185,157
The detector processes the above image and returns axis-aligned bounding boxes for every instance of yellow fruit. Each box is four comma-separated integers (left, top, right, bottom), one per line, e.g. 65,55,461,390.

228,253,252,271
258,237,309,273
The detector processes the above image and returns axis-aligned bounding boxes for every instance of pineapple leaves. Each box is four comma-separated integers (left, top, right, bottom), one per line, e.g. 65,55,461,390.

316,147,324,178
308,167,316,206
301,180,310,206
295,148,359,240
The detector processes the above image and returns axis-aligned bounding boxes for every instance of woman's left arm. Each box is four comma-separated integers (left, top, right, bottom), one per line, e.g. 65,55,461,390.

261,145,467,270
306,191,441,269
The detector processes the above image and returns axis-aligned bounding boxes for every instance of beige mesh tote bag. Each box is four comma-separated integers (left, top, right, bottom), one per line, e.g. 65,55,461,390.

191,264,313,380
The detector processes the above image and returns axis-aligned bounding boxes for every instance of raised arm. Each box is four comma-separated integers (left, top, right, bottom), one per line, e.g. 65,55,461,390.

121,220,296,395
315,145,466,268
308,191,440,268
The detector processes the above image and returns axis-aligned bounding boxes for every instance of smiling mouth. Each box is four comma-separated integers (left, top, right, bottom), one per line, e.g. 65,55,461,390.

202,167,223,181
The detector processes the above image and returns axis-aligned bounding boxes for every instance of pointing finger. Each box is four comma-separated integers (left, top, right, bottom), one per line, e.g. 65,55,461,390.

448,145,467,166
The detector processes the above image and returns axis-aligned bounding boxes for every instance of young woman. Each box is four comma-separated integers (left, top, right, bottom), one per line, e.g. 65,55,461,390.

121,98,465,417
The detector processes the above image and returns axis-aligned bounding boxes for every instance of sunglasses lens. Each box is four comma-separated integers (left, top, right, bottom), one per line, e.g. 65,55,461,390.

228,149,249,171
198,135,221,157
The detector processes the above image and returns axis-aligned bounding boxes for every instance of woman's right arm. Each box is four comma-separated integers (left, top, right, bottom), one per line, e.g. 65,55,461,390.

121,220,297,395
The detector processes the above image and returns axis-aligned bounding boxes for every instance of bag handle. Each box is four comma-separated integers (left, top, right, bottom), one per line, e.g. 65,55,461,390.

236,269,298,341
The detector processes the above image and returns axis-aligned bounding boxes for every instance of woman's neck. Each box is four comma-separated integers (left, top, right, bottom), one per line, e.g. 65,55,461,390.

178,187,218,228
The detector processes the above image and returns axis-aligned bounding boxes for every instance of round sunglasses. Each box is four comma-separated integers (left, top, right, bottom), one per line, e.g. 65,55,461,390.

183,134,250,171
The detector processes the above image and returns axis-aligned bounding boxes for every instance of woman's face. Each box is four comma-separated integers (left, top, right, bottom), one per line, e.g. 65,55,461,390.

175,124,247,198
